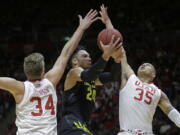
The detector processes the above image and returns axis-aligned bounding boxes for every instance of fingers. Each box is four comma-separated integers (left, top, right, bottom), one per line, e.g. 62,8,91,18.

78,15,82,21
113,37,121,47
115,42,123,50
110,37,122,52
110,36,121,48
85,9,97,19
91,17,100,23
120,42,123,47
109,35,115,45
121,46,126,54
83,10,98,23
88,10,98,20
99,41,105,50
96,17,102,21
115,43,121,50
100,4,107,12
99,11,102,16
101,4,105,10
86,9,93,17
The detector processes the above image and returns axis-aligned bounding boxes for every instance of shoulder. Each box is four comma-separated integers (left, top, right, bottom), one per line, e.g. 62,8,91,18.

67,67,84,77
41,78,55,88
149,83,162,95
120,73,136,89
65,67,84,86
127,73,137,82
160,91,168,101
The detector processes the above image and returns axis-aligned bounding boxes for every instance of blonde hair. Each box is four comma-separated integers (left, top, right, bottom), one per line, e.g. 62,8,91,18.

23,53,44,79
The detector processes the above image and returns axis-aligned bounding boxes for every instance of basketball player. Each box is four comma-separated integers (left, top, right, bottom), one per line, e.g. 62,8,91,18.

58,36,122,135
57,5,123,135
99,4,180,135
117,47,180,135
0,9,99,135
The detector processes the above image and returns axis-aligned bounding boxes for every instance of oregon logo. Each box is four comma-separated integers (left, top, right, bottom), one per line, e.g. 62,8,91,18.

73,121,93,135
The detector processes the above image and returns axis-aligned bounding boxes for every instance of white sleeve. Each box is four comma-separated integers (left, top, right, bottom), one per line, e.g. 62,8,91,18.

168,109,180,128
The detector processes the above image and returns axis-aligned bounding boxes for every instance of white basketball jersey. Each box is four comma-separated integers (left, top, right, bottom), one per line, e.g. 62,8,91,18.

119,74,161,133
15,78,57,135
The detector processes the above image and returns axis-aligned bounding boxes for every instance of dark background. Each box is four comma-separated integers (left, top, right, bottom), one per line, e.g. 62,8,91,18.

0,0,180,135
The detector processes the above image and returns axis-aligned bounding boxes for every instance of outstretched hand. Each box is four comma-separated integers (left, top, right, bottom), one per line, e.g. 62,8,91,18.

113,45,125,63
99,4,114,29
78,9,99,31
99,4,110,25
100,35,122,61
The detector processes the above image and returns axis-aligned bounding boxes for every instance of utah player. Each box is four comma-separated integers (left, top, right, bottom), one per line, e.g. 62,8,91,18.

117,47,180,135
0,9,99,135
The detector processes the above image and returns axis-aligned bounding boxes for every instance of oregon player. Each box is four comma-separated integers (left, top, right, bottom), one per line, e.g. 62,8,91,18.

58,38,121,135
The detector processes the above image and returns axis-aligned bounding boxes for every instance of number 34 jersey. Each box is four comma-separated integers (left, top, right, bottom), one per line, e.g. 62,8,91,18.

119,74,161,132
16,79,57,135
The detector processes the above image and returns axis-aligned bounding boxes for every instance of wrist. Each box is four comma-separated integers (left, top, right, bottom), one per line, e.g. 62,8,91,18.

77,26,86,32
102,53,110,61
114,59,121,63
105,20,114,29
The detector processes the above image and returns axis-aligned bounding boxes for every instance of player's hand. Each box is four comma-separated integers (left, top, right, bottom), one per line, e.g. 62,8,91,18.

114,46,126,63
112,43,123,63
121,46,126,58
78,9,98,31
99,4,110,25
100,35,121,61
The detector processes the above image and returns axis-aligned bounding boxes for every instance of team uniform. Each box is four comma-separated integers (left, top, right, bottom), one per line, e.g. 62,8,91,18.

118,74,161,135
16,78,57,135
58,81,96,135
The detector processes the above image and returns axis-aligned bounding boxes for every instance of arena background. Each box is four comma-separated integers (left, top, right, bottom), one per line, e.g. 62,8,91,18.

0,0,180,134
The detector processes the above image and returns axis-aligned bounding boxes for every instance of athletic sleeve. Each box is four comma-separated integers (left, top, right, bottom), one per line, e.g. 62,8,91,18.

80,56,107,81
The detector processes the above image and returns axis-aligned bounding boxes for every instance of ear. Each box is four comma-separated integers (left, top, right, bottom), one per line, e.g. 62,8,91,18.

72,58,79,67
151,72,156,80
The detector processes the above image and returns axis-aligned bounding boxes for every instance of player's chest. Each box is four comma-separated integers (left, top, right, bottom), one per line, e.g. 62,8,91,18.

80,81,97,102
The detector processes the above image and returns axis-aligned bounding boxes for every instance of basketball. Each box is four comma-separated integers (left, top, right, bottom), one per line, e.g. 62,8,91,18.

97,28,123,50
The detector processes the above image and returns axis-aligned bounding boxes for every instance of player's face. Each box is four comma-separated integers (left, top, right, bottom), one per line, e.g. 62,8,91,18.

137,63,156,80
77,50,92,69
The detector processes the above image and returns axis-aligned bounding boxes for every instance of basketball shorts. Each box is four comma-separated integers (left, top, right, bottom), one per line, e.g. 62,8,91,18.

117,129,154,135
58,114,93,135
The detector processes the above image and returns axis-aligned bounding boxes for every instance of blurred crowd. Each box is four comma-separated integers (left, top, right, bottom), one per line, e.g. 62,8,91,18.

0,37,180,135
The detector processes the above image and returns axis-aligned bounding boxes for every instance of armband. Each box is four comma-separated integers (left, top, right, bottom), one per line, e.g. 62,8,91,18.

168,109,180,128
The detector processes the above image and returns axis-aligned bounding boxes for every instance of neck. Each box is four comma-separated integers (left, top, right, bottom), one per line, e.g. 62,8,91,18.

73,65,79,68
28,76,43,82
29,79,41,82
139,77,150,83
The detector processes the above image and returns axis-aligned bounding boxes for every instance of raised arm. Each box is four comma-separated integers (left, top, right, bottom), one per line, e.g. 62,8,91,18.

158,91,180,128
99,4,114,29
45,9,98,87
65,37,121,90
0,77,24,102
120,47,134,88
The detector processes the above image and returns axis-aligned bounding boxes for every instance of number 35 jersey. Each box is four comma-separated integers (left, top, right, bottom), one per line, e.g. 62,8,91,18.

119,74,161,132
61,81,96,122
16,79,57,135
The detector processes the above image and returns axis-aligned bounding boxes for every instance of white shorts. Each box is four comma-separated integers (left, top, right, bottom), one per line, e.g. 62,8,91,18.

117,129,154,135
117,132,133,135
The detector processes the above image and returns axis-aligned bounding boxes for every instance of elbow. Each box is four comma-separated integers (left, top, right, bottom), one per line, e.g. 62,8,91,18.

80,71,98,82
